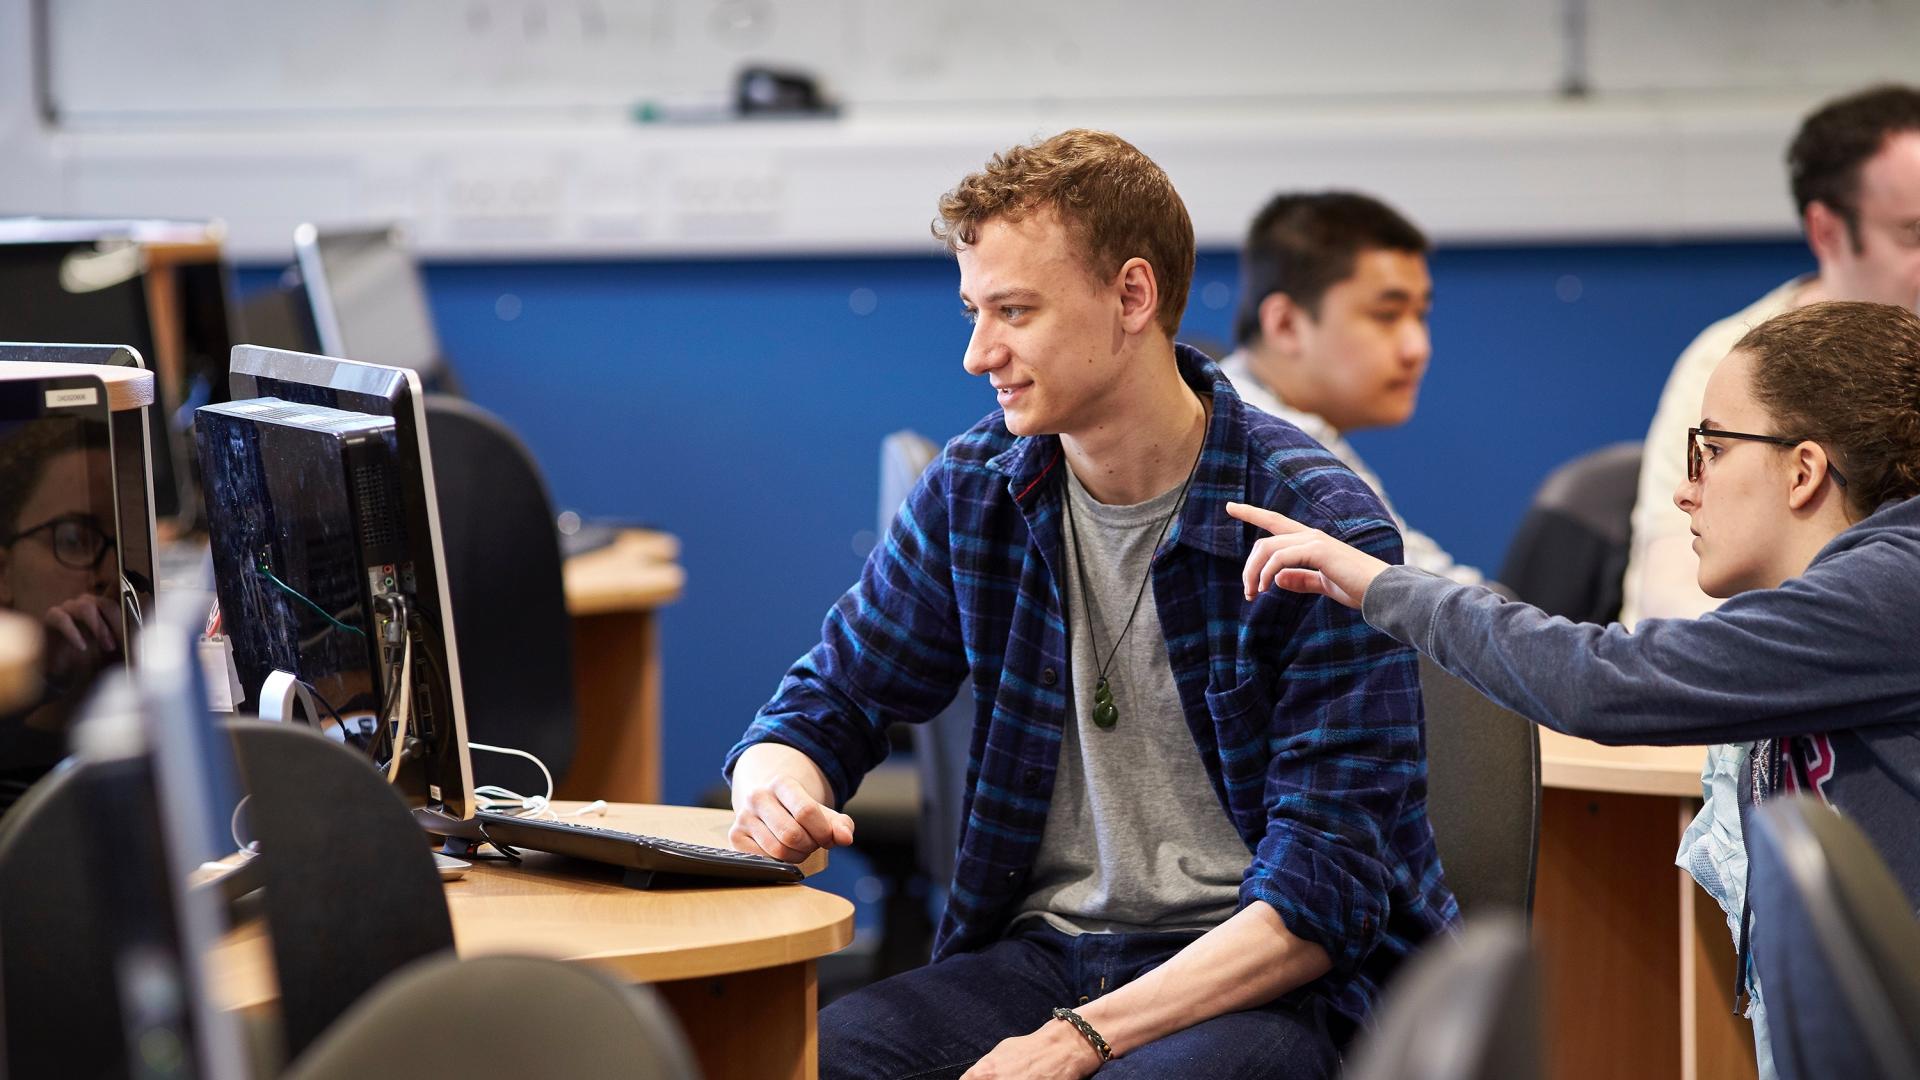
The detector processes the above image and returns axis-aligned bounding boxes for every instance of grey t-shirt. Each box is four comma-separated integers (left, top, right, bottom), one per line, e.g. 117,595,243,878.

1014,464,1251,935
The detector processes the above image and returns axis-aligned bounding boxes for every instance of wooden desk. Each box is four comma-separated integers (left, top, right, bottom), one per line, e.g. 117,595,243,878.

213,804,852,1080
1535,733,1757,1080
560,530,685,804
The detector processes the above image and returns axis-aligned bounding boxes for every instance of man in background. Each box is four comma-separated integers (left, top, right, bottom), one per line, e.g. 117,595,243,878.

1220,191,1484,585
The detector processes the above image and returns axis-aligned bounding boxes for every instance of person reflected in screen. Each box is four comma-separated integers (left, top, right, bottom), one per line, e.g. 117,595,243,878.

1228,300,1920,1079
0,418,122,816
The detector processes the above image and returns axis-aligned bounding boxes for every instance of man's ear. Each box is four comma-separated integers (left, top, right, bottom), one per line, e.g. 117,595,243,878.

1259,292,1311,358
1115,257,1160,336
1805,200,1851,267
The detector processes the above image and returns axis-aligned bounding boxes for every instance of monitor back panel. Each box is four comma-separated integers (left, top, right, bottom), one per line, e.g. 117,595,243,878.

194,398,399,744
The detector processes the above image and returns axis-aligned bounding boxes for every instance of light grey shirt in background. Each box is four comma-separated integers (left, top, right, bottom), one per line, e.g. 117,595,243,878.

1013,464,1250,936
1219,349,1484,586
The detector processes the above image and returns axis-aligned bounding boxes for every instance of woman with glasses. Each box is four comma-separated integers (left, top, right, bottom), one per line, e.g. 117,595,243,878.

0,418,122,816
1226,299,1920,1077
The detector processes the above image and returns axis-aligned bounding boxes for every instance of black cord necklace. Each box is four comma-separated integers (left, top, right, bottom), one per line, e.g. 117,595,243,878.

1061,411,1207,730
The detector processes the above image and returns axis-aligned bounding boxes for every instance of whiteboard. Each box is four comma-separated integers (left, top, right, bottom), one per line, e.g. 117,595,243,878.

47,0,1564,125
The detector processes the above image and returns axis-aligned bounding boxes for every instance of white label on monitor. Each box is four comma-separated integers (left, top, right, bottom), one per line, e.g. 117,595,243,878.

45,387,99,408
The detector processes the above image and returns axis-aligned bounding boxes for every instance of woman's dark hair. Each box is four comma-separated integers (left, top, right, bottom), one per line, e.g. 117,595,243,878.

1736,300,1920,516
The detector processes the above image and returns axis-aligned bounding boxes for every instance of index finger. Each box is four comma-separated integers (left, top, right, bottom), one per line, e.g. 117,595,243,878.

1225,501,1306,537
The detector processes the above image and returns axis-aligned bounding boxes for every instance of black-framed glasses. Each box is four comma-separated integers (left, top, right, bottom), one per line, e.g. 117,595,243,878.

3,514,117,570
1687,426,1849,488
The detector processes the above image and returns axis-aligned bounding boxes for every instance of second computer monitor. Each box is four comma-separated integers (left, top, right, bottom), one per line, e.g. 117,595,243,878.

294,224,458,394
199,345,474,821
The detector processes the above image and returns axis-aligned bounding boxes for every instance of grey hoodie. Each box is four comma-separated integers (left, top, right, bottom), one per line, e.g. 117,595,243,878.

1362,493,1920,904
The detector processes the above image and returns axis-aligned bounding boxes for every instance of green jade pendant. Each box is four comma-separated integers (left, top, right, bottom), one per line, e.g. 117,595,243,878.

1092,677,1119,729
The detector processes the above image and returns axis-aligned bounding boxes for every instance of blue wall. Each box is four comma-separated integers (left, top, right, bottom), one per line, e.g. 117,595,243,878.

246,238,1812,808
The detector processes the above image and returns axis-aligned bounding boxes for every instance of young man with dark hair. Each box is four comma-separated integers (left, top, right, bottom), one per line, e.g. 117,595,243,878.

724,131,1455,1079
1618,82,1920,1080
1221,191,1483,585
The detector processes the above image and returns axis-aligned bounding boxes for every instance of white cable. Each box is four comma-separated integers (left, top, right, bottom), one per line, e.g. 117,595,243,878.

384,620,412,784
468,741,554,817
230,794,252,850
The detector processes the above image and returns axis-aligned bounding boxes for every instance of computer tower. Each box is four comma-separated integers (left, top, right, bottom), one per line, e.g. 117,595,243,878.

194,399,412,748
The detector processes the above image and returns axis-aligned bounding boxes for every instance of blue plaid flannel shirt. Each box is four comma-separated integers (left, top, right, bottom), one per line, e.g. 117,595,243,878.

726,345,1458,1030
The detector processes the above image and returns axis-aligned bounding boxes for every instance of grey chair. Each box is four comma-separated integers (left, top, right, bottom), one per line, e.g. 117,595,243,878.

1496,442,1642,625
1342,914,1542,1080
834,431,967,979
424,395,577,798
877,431,975,898
287,953,700,1079
1417,657,1540,920
1748,796,1920,1080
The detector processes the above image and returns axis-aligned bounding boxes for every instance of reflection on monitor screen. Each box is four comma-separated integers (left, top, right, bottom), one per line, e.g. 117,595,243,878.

0,374,127,817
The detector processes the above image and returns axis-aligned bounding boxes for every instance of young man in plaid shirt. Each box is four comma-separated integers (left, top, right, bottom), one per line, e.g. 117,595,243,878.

726,130,1456,1079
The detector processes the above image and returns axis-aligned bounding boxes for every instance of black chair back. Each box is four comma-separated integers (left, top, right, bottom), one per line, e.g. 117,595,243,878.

1497,442,1641,625
225,719,454,1062
1418,657,1540,920
0,759,128,1078
424,395,576,796
1748,796,1920,1080
1343,914,1542,1080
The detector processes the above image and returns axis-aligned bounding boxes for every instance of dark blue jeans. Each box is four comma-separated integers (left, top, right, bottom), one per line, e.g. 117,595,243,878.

820,921,1338,1079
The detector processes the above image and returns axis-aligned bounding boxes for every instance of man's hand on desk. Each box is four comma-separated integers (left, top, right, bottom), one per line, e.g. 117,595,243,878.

728,742,856,863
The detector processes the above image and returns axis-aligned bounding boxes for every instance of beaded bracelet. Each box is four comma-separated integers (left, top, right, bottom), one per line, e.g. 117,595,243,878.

1051,1006,1113,1062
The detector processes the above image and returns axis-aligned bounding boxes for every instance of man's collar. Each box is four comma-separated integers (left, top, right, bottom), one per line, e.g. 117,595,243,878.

989,343,1250,559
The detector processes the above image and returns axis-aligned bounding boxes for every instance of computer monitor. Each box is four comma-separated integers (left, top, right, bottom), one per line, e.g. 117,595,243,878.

0,343,159,643
197,345,474,825
117,587,249,1080
0,239,199,524
295,224,458,394
0,367,131,815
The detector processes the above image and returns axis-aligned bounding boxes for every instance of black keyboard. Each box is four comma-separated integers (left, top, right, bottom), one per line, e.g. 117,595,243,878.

474,811,804,885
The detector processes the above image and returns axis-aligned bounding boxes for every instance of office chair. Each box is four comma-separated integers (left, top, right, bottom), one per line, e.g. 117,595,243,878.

874,431,976,899
223,719,456,1063
1342,914,1542,1080
423,395,577,799
1496,442,1641,625
829,431,962,980
1417,656,1540,919
0,757,132,1078
1747,796,1920,1080
287,953,701,1079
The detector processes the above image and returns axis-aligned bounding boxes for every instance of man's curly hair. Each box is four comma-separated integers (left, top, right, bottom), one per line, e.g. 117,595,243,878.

933,129,1195,338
